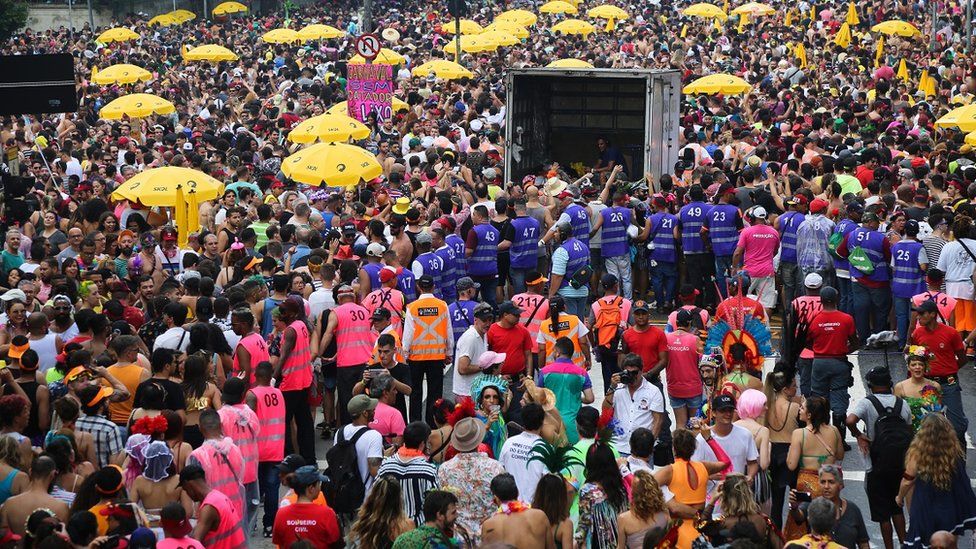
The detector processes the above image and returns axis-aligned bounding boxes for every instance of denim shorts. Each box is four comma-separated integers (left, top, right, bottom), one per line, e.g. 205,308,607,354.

669,393,704,410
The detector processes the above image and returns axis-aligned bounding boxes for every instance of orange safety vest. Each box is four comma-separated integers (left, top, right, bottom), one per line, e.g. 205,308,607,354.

538,313,585,366
370,327,404,364
405,296,450,361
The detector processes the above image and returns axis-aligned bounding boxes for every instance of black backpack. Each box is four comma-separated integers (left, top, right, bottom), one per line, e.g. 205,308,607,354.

324,426,370,513
867,395,912,474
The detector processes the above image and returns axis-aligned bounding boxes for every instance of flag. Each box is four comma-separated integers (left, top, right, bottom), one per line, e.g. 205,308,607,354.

784,9,793,26
845,1,859,25
681,23,688,37
897,59,909,81
738,12,748,32
874,35,884,68
834,22,851,48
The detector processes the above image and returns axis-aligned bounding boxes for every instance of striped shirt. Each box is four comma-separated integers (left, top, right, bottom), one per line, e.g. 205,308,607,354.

76,414,124,468
376,454,439,525
923,235,948,291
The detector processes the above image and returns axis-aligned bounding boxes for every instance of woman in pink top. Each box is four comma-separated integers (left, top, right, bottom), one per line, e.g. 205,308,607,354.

665,309,705,429
273,298,316,463
733,207,781,309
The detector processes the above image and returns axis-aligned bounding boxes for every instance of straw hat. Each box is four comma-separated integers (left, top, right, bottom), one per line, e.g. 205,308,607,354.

451,417,486,452
544,176,568,196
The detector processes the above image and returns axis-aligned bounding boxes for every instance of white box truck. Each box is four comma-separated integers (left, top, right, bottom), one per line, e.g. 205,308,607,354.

504,68,682,184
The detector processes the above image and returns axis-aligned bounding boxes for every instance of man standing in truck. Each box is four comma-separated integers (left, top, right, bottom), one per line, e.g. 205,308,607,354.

592,137,628,183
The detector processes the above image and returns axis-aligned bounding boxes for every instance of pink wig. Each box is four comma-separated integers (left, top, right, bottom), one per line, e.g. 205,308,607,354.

737,389,767,420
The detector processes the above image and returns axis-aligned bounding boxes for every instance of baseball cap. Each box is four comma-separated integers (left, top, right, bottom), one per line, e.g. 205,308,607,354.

809,198,829,213
335,284,356,298
497,301,521,316
417,274,435,288
914,300,938,313
633,300,651,313
477,351,507,370
275,454,306,473
0,289,25,303
601,273,619,288
347,394,378,417
370,308,392,321
292,465,329,486
751,206,768,219
415,231,432,245
379,266,399,283
341,222,357,234
456,276,480,291
804,273,823,289
366,242,386,257
787,195,809,206
864,366,893,387
473,302,495,319
713,394,736,411
556,190,573,200
525,272,547,286
862,212,880,223
676,309,694,326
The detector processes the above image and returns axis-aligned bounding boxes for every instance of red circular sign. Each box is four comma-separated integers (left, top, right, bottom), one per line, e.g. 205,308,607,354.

355,34,382,59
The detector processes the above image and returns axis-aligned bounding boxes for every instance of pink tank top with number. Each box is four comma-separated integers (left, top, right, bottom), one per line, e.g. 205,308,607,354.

217,404,261,484
363,288,405,334
233,332,271,385
280,319,312,391
513,293,550,352
334,302,374,368
189,439,246,521
791,295,824,359
248,385,286,462
201,489,247,549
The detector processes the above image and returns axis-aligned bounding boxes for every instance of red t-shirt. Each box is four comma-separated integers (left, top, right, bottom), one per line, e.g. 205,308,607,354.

911,322,964,377
621,325,668,373
272,502,341,549
806,310,856,357
487,322,534,375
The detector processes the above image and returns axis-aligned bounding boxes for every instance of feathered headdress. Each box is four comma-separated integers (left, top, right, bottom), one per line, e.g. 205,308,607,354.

131,415,169,437
445,398,476,426
527,440,584,474
595,407,616,444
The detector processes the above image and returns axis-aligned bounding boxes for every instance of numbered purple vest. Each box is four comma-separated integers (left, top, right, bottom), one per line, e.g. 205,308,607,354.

435,246,459,302
891,240,925,298
558,237,590,289
650,212,678,263
849,227,890,282
600,206,631,258
467,224,499,277
707,204,740,257
446,233,467,274
832,219,858,272
448,299,477,343
363,262,383,291
417,252,444,297
565,203,591,245
778,211,806,264
680,202,712,254
397,270,417,301
510,216,541,269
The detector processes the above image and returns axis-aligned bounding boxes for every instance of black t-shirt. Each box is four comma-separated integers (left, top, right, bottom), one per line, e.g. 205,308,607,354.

132,377,187,413
831,501,869,549
387,362,410,420
491,218,514,260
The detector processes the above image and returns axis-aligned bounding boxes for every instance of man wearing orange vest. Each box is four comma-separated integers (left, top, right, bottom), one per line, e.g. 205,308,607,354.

402,274,453,425
180,464,247,549
319,284,374,424
363,266,406,335
370,308,404,365
216,377,261,535
187,409,246,529
245,361,286,538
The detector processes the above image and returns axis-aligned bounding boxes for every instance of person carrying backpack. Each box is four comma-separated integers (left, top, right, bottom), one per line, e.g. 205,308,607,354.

327,394,384,525
846,366,912,549
587,273,632,389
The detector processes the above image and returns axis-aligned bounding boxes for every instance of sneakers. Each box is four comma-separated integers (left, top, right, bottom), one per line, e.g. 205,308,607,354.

263,526,273,538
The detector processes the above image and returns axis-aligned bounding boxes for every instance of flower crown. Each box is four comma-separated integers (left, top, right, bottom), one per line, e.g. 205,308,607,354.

905,345,932,362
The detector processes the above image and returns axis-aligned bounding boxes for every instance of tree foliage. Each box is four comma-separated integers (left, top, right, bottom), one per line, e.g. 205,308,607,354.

0,0,28,42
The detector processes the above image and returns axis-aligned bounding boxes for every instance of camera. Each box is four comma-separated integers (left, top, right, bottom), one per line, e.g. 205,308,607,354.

618,370,635,385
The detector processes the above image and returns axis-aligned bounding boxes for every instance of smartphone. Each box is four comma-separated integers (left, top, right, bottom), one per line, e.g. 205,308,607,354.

795,491,813,503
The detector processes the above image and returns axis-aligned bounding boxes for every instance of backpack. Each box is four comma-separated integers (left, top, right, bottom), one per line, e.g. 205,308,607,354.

827,231,845,259
848,246,875,275
866,395,912,474
594,296,624,349
324,426,370,513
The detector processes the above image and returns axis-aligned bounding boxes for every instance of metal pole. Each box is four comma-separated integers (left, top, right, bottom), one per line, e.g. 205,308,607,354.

363,0,372,33
930,0,937,51
173,0,177,13
455,16,461,63
203,0,208,20
967,0,972,53
68,0,73,35
87,0,94,29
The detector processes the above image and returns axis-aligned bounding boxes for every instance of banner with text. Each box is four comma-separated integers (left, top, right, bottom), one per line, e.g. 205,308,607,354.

347,64,394,123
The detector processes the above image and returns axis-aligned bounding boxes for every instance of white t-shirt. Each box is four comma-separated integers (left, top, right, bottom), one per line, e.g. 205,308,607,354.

334,424,384,492
610,379,665,455
692,425,760,516
619,456,674,501
154,326,189,352
937,239,976,299
452,326,487,397
308,287,336,324
499,431,546,502
850,394,911,472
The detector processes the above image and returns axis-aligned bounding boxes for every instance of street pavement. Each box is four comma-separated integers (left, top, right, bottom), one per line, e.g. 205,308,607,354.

249,316,976,548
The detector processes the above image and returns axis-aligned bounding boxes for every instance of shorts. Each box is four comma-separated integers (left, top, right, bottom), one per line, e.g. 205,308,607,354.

749,276,777,308
865,469,904,522
954,298,976,332
590,248,604,272
319,361,337,391
668,393,704,410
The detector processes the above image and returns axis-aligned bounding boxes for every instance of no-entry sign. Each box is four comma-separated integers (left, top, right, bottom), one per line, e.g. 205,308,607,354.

355,34,382,60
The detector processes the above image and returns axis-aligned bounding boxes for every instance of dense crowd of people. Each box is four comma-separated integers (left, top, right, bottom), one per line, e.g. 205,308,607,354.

0,0,975,547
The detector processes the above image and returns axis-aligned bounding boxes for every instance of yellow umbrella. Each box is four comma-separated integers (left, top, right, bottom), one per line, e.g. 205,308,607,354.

183,45,239,62
187,188,201,235
412,59,474,80
148,14,179,26
682,73,752,94
287,113,371,144
100,93,175,119
540,1,578,14
111,167,225,206
483,21,530,38
327,98,409,116
731,2,775,15
683,3,728,19
935,104,976,130
965,131,976,145
479,30,519,47
587,4,628,19
174,184,188,248
794,43,807,68
442,35,494,53
546,58,594,68
496,9,538,26
871,20,921,37
97,27,139,43
349,48,404,65
91,64,152,85
845,1,859,25
874,35,884,68
297,24,344,40
897,59,910,81
168,9,195,22
262,28,302,44
442,19,484,34
551,19,596,35
834,22,852,48
212,1,248,15
282,143,383,187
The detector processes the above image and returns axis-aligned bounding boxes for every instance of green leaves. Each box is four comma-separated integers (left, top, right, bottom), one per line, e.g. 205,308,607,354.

527,440,583,473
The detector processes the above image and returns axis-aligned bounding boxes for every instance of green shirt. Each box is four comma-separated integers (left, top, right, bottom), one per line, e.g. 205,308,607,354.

249,221,271,251
1,250,24,274
391,525,459,549
836,174,862,199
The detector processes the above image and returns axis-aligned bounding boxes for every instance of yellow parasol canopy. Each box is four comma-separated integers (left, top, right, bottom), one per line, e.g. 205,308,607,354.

327,98,409,116
587,5,628,19
551,19,596,35
540,1,578,13
483,22,530,38
183,45,239,62
871,20,921,37
935,104,976,131
91,64,152,85
212,1,248,15
282,143,383,187
546,58,594,68
411,59,475,80
442,35,494,53
845,2,859,25
682,73,752,95
479,30,519,47
297,24,344,40
262,28,302,44
442,19,484,34
100,93,175,119
731,2,775,15
97,27,139,43
168,9,195,22
148,14,179,26
496,9,538,26
348,48,404,65
111,167,224,206
287,113,372,144
682,3,728,19
965,131,976,146
834,22,852,48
